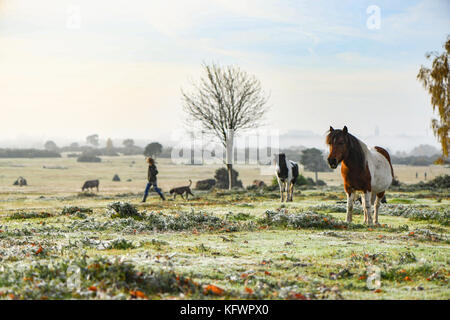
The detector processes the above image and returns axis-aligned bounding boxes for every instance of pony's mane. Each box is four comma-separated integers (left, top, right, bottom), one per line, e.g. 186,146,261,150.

326,129,366,171
275,153,288,179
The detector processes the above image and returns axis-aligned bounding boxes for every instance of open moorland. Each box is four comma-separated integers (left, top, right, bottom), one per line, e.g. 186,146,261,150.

0,156,448,300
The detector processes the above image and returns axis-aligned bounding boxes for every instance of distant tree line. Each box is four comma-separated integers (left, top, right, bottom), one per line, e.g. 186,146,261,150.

284,147,449,167
390,154,449,166
0,149,61,158
47,138,145,156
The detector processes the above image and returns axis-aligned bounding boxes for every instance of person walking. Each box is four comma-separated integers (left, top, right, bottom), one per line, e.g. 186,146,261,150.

142,157,165,202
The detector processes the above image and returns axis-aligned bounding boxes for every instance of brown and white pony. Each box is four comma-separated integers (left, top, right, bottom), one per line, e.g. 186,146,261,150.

274,153,299,202
326,126,394,226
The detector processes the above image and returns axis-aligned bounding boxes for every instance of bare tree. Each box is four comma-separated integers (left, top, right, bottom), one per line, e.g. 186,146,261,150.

86,134,99,147
182,63,269,189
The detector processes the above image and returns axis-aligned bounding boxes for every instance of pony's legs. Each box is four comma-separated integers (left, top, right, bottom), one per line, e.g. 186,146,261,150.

346,192,355,223
285,183,289,202
370,193,376,206
278,179,284,202
283,182,287,202
286,181,290,202
367,193,377,224
363,191,373,226
362,194,368,224
374,192,384,225
289,182,294,202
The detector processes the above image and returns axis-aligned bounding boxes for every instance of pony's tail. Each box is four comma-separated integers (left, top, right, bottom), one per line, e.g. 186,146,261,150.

375,146,394,178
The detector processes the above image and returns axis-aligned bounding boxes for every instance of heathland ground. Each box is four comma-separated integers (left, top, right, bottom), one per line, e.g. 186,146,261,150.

0,156,448,300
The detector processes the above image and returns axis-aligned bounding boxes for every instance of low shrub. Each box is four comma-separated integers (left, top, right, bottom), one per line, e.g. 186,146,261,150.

271,174,323,187
214,168,243,189
9,211,52,220
108,238,135,250
260,209,359,230
77,152,101,163
107,202,142,219
195,179,216,190
0,256,202,299
144,210,244,232
61,206,93,215
382,205,449,225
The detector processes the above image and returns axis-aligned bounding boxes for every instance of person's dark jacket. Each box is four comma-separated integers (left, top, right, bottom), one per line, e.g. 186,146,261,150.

148,164,158,183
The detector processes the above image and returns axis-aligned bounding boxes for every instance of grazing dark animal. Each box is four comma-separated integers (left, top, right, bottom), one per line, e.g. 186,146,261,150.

252,180,266,188
81,179,99,192
326,126,393,226
169,180,194,200
274,153,299,202
13,177,27,187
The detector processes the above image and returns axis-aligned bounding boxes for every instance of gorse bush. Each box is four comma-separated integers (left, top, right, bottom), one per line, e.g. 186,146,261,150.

392,174,450,191
9,211,52,220
71,205,251,233
271,174,324,187
77,152,101,163
107,202,142,219
195,179,216,190
144,210,244,232
309,203,348,213
108,238,136,250
0,256,202,299
260,209,359,230
214,168,243,189
382,205,449,225
418,175,450,189
62,206,93,215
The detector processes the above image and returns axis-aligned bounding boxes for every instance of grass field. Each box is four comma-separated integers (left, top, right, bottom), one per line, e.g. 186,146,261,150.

0,156,448,300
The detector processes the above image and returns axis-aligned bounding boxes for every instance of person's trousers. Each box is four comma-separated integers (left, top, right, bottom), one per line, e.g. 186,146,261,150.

143,182,164,201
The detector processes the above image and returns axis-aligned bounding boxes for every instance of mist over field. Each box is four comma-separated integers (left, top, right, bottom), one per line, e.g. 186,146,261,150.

1,0,449,153
0,130,442,155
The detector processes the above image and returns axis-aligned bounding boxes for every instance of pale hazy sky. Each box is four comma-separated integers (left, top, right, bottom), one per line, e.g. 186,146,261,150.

0,0,449,150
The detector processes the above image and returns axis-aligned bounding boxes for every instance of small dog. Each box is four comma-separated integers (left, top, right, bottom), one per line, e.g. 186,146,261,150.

169,180,194,200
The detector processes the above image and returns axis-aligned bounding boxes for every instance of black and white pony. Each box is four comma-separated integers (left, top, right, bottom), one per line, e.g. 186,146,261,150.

274,153,299,202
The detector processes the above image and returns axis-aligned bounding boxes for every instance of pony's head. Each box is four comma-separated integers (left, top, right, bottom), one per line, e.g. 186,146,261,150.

273,153,286,165
325,126,350,169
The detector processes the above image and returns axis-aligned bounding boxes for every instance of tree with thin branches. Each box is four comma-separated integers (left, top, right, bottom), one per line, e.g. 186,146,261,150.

417,36,450,163
86,134,99,147
182,63,269,189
